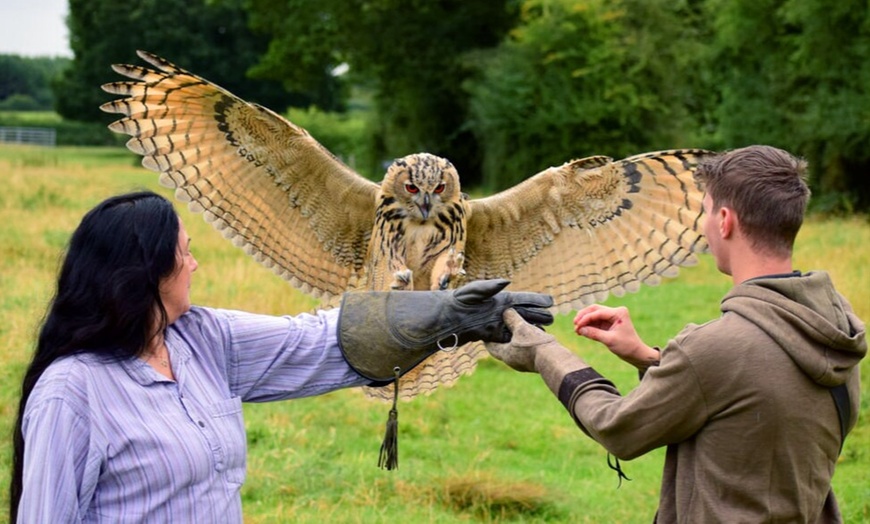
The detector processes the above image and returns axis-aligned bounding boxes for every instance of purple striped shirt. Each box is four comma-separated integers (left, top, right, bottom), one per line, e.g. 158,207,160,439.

19,306,368,523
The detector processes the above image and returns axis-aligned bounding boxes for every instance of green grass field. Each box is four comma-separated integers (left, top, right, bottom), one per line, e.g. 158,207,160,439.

1,144,868,523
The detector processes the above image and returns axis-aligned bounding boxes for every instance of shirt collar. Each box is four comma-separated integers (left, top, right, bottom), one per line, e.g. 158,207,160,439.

119,356,171,386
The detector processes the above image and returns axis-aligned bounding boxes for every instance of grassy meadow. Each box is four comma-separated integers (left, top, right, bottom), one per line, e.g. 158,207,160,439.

0,144,868,523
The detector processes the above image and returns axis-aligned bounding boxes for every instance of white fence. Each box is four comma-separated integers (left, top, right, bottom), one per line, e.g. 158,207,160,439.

0,126,57,147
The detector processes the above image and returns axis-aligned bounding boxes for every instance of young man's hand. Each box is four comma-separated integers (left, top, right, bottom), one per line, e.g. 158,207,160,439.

573,305,660,370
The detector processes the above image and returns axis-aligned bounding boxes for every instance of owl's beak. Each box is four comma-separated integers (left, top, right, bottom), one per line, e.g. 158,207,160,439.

418,194,431,219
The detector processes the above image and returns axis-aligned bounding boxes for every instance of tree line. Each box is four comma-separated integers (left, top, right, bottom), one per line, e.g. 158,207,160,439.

0,56,70,110
2,0,868,211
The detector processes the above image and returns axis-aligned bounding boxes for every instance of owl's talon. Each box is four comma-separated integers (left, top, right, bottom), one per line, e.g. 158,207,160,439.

391,269,413,290
432,249,467,290
450,250,465,272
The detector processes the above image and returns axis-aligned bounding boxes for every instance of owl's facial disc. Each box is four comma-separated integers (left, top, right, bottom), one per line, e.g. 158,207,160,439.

390,153,458,221
403,181,446,219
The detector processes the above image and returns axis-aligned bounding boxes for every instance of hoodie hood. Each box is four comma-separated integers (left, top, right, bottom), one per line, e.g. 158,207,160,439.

721,271,866,387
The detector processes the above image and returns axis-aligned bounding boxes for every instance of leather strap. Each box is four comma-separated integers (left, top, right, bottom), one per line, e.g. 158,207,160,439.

830,384,851,455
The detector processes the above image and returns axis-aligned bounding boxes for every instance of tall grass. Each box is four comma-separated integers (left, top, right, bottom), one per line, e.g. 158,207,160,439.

1,144,868,523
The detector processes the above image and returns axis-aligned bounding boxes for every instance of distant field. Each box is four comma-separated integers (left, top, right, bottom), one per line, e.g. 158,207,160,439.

1,144,867,523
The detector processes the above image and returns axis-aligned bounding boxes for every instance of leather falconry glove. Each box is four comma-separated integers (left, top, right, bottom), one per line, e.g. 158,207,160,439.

488,308,631,485
337,279,554,382
485,308,563,372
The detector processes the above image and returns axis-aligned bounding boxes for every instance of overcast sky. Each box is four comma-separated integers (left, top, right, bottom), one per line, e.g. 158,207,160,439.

0,0,71,57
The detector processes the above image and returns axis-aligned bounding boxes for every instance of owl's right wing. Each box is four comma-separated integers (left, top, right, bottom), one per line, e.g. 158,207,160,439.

101,51,380,303
464,149,714,313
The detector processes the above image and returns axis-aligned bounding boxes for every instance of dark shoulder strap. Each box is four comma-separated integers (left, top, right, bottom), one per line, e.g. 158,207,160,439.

830,384,851,455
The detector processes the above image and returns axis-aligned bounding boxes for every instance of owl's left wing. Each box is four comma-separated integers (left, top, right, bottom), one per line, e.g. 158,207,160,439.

100,51,380,303
464,149,714,313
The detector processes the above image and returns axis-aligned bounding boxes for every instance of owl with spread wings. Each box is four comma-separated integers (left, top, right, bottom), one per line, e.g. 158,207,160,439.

101,51,713,400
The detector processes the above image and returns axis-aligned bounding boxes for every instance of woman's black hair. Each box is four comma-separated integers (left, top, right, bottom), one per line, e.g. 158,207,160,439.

9,190,179,521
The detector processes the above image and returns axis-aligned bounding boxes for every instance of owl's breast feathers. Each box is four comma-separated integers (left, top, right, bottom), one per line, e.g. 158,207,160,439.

369,194,468,291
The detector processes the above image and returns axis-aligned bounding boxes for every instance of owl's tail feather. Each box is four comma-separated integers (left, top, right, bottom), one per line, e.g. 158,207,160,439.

362,341,486,401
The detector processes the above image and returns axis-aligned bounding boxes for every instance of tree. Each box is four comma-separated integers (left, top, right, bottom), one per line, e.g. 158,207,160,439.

704,0,870,211
0,55,70,110
54,0,300,124
245,0,520,183
779,0,870,211
464,0,713,190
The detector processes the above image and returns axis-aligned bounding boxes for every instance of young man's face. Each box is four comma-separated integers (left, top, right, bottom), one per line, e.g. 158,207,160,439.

703,193,731,276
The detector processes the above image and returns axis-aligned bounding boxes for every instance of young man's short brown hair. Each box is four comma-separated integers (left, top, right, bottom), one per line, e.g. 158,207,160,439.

695,145,810,258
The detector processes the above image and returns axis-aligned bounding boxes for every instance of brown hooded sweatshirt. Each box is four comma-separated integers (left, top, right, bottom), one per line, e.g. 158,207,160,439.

539,271,866,523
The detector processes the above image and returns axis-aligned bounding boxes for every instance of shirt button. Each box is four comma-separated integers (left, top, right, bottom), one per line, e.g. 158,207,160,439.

198,421,205,428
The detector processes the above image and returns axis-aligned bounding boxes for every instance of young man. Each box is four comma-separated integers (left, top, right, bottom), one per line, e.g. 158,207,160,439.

487,145,866,522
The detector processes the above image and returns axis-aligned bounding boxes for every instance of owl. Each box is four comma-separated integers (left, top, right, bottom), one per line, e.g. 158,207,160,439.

101,51,714,400
368,153,469,293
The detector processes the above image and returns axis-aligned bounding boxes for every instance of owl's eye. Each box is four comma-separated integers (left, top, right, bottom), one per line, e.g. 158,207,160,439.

434,183,446,194
405,183,419,194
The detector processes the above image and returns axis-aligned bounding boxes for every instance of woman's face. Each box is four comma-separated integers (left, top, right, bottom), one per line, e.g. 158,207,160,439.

159,219,198,324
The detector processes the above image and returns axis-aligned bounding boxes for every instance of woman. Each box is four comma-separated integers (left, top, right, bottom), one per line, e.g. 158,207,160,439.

10,191,552,522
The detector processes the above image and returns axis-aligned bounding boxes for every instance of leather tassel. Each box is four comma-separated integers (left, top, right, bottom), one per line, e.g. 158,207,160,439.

607,453,631,487
378,366,401,470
